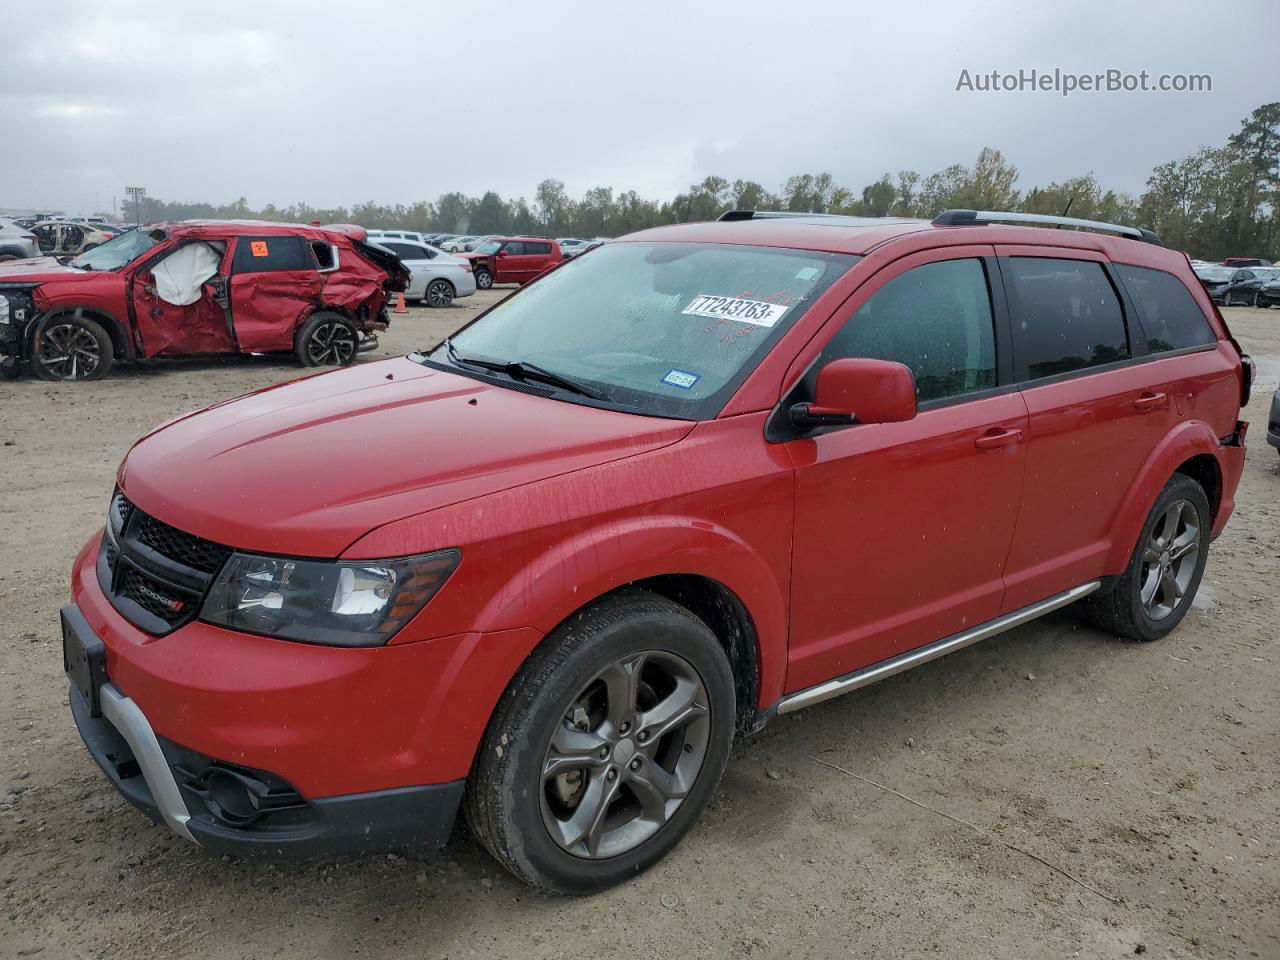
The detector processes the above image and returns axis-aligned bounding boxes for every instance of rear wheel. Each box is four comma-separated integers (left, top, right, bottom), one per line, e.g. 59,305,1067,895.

1085,473,1209,642
294,311,359,367
424,278,455,307
32,312,113,381
475,268,493,290
465,590,735,894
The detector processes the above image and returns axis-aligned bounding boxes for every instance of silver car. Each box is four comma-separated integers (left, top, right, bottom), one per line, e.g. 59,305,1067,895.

375,239,476,306
0,218,40,261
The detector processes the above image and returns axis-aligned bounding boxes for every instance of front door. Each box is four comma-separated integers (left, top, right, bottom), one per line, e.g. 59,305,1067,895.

227,235,323,353
129,240,236,357
786,250,1029,692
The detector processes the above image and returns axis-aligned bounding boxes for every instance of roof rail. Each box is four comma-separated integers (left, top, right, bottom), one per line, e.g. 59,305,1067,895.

718,209,861,222
933,209,1161,245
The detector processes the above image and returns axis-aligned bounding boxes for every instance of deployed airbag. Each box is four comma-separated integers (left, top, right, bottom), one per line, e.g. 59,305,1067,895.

154,242,221,306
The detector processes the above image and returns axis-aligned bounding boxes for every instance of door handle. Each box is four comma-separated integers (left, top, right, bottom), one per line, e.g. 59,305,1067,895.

974,427,1023,450
1132,391,1168,413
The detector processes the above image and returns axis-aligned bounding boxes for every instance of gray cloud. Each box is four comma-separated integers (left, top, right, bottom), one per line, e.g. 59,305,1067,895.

1,0,1273,216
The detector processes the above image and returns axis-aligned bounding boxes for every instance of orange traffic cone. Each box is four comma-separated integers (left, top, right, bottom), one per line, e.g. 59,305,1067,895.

394,291,407,314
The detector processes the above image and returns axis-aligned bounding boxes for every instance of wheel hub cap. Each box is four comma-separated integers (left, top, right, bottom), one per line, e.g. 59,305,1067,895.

1139,498,1200,621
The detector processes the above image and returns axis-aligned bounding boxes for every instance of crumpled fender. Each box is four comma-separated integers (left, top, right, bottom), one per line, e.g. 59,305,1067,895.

1103,418,1231,571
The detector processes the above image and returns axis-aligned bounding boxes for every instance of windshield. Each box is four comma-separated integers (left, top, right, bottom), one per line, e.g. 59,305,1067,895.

473,239,502,254
71,227,160,271
435,241,858,419
1195,266,1232,282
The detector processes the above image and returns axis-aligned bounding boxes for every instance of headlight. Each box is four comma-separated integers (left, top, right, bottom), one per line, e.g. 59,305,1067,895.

200,549,460,646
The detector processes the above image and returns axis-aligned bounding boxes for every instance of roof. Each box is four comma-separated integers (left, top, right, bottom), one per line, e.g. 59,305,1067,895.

148,219,366,241
622,213,1185,268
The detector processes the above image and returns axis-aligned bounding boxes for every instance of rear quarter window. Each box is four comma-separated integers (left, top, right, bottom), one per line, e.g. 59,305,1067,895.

1116,264,1217,353
1006,257,1129,381
232,236,310,273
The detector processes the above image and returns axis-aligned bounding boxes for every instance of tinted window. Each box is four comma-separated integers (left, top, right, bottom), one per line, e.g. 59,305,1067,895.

527,242,552,255
232,236,310,273
1116,264,1216,353
817,258,997,403
383,242,428,260
503,242,525,255
1007,258,1128,380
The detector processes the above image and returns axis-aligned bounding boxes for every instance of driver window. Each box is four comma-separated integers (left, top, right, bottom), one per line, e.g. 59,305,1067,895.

817,258,997,403
151,242,225,307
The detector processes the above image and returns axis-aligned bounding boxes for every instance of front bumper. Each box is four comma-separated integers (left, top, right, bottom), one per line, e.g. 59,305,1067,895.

64,602,465,857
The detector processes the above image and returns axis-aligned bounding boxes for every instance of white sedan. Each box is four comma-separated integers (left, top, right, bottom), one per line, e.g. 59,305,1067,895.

374,240,476,307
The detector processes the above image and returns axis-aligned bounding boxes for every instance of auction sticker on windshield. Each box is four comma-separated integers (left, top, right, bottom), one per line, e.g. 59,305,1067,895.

682,294,790,328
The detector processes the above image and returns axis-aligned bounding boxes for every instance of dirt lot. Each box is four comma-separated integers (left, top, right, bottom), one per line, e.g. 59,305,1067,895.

0,294,1276,960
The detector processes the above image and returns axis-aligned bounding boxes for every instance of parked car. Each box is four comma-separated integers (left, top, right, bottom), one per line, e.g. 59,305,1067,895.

1269,383,1280,455
1218,266,1280,306
0,220,408,381
60,208,1249,892
373,239,476,306
1222,257,1271,267
459,236,563,288
0,217,40,261
558,238,589,258
440,235,476,253
31,219,116,257
1257,276,1280,308
1193,264,1235,303
366,229,436,247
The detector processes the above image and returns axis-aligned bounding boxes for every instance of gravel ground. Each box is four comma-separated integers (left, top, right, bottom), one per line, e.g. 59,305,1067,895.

0,295,1276,960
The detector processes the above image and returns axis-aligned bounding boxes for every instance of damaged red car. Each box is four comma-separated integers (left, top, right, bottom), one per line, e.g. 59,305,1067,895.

0,221,408,381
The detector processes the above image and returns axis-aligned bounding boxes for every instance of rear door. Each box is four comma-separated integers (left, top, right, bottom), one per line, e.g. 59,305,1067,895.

786,247,1029,691
227,235,323,353
520,241,554,281
996,248,1165,611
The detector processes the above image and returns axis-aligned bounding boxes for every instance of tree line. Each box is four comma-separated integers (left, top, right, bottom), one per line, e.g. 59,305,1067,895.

133,102,1278,262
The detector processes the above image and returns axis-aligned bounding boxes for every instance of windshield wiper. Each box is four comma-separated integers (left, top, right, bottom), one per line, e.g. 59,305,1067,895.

442,339,611,401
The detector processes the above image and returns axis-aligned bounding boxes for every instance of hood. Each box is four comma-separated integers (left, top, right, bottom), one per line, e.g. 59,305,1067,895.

0,256,89,283
119,357,693,557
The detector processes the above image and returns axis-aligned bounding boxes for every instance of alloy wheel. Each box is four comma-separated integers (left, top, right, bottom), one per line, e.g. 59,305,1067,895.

426,279,453,307
540,650,711,859
1140,498,1200,620
477,270,492,289
306,321,357,365
37,323,102,379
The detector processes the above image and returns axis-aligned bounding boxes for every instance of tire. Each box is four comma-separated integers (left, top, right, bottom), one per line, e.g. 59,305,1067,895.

475,268,493,290
31,312,113,381
424,278,455,307
1251,291,1261,308
465,589,736,895
1084,473,1210,642
294,311,359,367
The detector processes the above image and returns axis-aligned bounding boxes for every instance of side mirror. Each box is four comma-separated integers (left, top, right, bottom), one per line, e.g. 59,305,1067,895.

790,358,917,431
497,248,509,257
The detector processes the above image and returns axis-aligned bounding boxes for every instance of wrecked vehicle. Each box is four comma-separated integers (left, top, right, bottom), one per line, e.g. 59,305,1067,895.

30,219,117,257
0,221,408,380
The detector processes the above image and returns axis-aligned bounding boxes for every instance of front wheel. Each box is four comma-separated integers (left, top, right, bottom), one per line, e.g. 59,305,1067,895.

1085,473,1210,642
475,268,493,290
465,590,735,894
32,312,113,381
294,311,359,367
424,278,455,307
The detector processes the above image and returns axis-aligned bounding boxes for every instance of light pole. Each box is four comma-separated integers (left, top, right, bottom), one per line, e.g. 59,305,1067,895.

125,186,146,227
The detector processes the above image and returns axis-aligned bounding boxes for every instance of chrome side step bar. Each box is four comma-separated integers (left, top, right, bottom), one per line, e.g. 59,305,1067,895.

776,581,1100,715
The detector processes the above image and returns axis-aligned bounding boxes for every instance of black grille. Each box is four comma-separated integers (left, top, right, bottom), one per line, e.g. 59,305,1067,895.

100,491,232,635
111,490,133,529
118,568,192,625
134,512,232,574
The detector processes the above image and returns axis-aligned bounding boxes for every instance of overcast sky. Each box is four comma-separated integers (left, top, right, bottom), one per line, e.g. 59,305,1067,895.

1,0,1274,217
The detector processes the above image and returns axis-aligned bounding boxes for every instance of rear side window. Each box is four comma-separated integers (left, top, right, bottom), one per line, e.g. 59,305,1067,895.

817,258,997,403
309,240,338,272
383,242,428,260
1006,258,1128,380
232,236,310,273
1116,264,1216,353
526,242,552,255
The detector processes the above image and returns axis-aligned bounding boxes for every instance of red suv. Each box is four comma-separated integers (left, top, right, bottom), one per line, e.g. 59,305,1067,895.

62,209,1249,894
459,236,563,289
0,221,408,381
